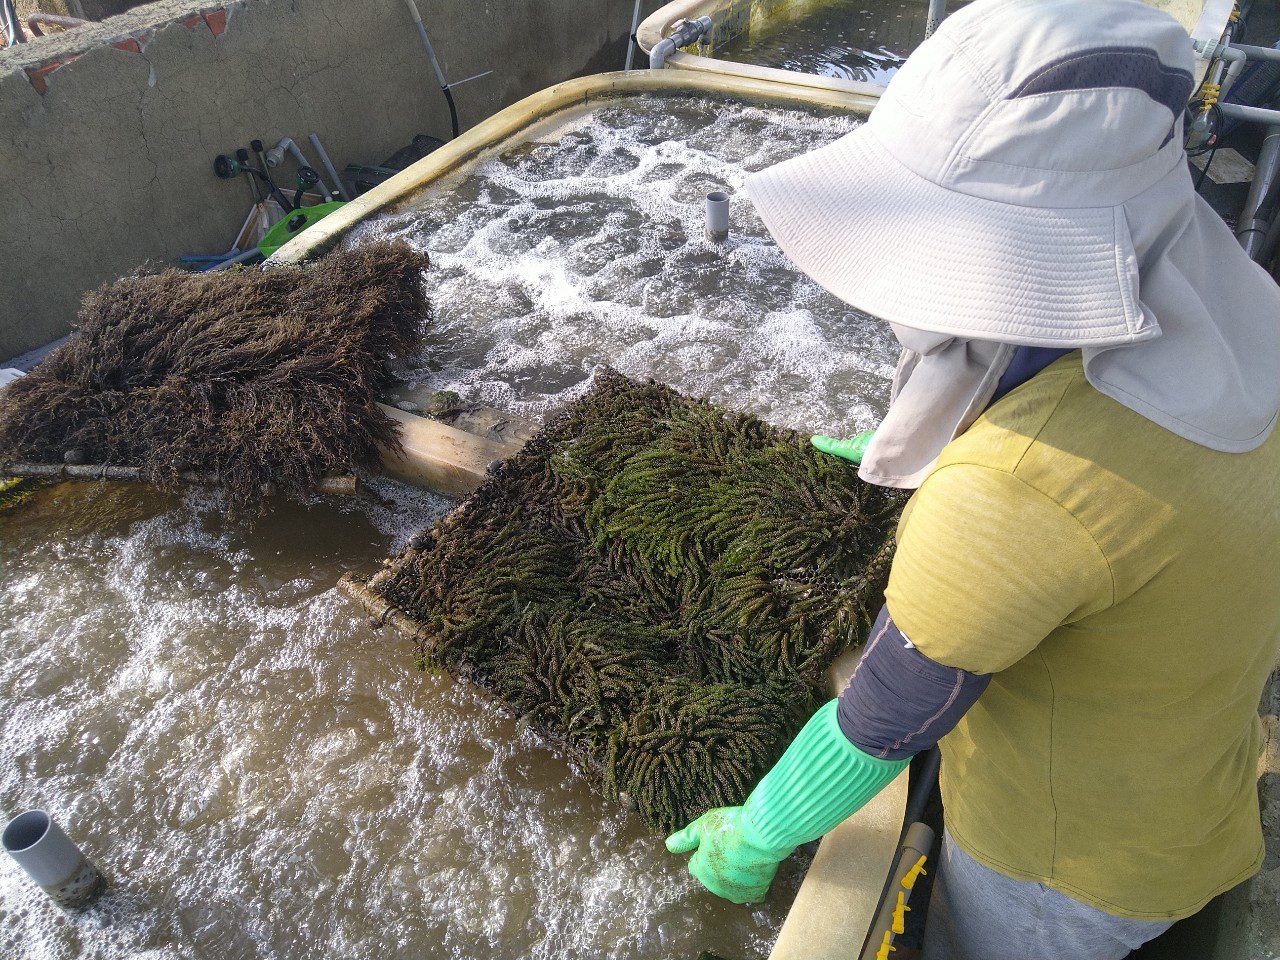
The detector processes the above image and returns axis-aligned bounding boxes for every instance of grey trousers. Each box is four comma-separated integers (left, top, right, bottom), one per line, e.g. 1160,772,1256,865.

922,832,1175,960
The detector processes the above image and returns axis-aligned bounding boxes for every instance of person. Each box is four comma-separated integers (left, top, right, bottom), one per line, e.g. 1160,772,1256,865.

662,1,1280,958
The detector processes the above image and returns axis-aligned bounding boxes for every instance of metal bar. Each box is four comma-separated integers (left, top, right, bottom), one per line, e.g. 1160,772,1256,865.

1,463,359,494
1230,42,1280,62
27,12,86,36
1217,101,1280,125
445,69,493,89
1236,125,1280,261
625,0,645,70
925,0,946,38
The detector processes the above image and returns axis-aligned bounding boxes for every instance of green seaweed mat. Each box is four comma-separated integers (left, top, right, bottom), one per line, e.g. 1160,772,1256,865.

362,370,905,831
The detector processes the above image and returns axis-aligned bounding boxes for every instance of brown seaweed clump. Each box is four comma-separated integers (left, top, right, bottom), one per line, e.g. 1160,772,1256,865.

364,370,905,831
0,242,429,510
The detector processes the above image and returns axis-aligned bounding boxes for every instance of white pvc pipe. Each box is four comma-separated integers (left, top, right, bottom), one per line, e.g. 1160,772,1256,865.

705,190,730,243
3,811,105,909
925,0,946,37
1230,42,1280,62
266,137,334,200
309,133,352,202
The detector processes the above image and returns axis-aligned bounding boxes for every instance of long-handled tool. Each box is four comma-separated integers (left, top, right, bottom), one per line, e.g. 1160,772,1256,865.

215,150,297,213
206,146,348,266
265,137,336,201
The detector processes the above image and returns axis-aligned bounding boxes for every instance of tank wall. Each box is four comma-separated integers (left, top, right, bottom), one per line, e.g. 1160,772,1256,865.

0,0,666,361
699,0,830,51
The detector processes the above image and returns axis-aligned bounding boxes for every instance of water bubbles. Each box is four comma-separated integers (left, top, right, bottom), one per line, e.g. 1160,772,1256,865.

718,0,918,84
353,94,897,436
1,93,884,960
1,480,803,958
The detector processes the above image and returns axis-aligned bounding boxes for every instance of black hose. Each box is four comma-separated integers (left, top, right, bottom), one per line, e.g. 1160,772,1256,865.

1195,145,1220,193
903,748,941,829
240,164,298,212
251,141,295,211
1186,102,1222,194
442,84,461,140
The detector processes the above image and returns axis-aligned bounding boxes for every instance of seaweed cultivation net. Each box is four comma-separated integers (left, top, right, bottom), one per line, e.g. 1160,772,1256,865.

360,371,905,832
0,242,428,510
1,479,809,959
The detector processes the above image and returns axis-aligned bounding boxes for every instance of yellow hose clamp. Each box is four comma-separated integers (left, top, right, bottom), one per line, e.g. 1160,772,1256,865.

875,931,896,960
901,855,928,890
892,890,910,935
1198,84,1221,111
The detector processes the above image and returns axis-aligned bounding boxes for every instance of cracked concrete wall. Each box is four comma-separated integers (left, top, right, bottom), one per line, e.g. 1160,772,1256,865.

0,0,660,360
15,1,146,28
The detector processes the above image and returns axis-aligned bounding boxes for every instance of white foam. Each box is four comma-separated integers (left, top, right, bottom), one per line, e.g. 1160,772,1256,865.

0,481,805,959
2,95,883,960
353,95,897,434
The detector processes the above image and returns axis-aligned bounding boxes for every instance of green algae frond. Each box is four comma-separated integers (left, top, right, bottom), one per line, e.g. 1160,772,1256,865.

368,371,904,831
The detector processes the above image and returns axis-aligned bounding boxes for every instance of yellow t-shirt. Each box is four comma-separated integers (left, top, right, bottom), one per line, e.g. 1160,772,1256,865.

886,354,1279,921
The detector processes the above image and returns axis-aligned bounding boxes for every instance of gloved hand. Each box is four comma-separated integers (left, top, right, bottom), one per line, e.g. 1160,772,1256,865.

665,805,788,904
665,700,909,904
811,430,876,464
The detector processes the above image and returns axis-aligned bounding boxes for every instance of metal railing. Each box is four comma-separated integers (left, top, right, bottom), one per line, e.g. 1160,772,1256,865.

1,0,25,46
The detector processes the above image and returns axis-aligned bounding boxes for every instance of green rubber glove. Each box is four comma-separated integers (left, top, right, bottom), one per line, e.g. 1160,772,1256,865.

665,700,909,904
811,430,876,464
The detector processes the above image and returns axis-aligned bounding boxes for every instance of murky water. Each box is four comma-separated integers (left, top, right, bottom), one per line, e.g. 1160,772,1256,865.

353,94,898,437
1,92,889,960
714,0,928,84
0,481,810,959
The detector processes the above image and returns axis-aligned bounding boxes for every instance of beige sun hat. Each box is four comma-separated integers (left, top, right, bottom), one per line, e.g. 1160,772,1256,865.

746,0,1280,468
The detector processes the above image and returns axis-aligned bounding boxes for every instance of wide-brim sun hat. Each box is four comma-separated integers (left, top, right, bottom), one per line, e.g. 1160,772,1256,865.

746,0,1194,348
747,0,1280,458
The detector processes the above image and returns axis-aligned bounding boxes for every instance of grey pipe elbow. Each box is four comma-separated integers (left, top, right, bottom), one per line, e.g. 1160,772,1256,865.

651,17,712,69
265,137,289,167
1194,38,1247,63
650,38,676,70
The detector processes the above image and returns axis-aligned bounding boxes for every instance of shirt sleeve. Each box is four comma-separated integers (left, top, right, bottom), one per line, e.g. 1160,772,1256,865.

838,605,992,760
885,462,1113,674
